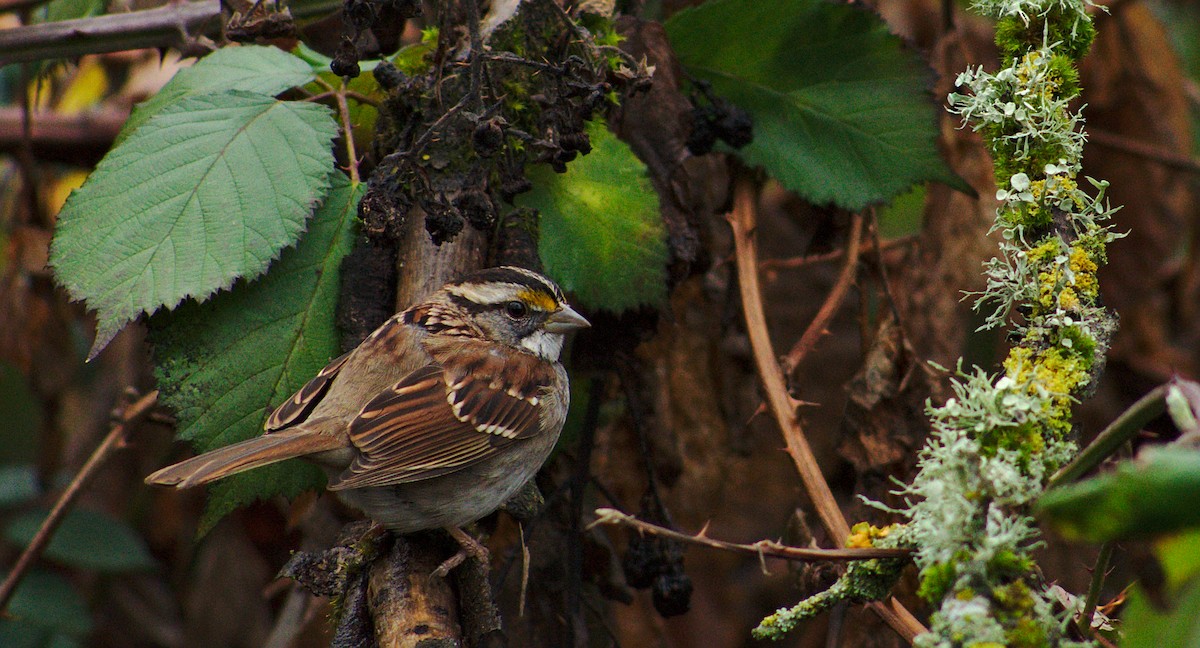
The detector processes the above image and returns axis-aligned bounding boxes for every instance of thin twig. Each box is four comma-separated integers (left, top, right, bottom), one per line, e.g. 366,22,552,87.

1078,541,1113,639
760,235,914,274
781,211,866,376
336,80,360,185
1048,384,1168,488
589,509,912,562
0,390,159,613
728,179,927,642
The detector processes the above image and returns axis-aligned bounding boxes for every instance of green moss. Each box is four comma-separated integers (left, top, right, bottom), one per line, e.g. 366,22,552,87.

919,561,958,603
995,10,1095,64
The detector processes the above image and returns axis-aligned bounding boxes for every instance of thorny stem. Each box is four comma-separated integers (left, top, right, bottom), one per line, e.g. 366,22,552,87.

336,80,360,185
1078,541,1113,639
589,509,912,563
759,235,915,274
781,211,866,377
1048,383,1168,488
728,179,925,642
0,390,159,613
728,179,849,542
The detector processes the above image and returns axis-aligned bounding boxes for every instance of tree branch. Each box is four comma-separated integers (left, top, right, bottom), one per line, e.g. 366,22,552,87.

0,390,158,614
0,0,221,65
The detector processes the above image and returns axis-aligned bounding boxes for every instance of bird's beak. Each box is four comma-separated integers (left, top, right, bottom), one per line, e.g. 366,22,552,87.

545,305,590,333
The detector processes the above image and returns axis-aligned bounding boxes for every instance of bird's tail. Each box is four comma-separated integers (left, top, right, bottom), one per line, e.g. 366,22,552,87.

145,430,342,488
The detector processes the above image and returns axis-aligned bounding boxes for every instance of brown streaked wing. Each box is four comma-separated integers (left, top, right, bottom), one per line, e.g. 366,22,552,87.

330,366,508,488
264,350,353,432
329,354,555,489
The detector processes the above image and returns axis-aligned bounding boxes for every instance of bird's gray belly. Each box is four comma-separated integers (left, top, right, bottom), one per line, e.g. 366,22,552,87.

332,430,559,532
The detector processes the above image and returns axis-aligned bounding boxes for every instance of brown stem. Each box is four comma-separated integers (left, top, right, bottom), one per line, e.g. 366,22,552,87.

781,211,866,377
335,80,360,185
0,0,220,65
0,390,158,613
760,235,914,274
728,179,927,642
589,508,911,563
728,179,850,543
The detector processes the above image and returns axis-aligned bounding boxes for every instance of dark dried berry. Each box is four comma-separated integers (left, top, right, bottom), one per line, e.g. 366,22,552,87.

373,61,406,90
686,119,718,156
651,571,693,618
560,132,591,155
622,535,661,590
455,191,496,230
499,174,533,202
357,189,409,241
716,105,753,149
332,39,361,78
472,118,506,156
344,0,377,30
424,207,464,245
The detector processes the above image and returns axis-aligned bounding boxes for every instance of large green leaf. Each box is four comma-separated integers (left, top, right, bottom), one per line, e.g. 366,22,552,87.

148,177,362,533
665,0,958,210
118,45,318,144
520,121,666,312
1037,447,1200,542
1122,529,1200,648
4,509,155,572
0,569,91,637
50,91,337,358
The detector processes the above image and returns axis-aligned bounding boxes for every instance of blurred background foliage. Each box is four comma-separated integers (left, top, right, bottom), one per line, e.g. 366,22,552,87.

2,0,1200,646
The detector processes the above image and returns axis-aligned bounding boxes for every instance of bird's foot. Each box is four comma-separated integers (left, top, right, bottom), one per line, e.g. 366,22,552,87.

431,527,490,578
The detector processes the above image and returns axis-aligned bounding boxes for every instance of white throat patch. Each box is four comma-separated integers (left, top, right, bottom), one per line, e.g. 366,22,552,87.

521,329,565,361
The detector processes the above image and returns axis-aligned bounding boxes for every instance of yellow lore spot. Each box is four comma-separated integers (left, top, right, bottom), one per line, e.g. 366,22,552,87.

518,289,558,312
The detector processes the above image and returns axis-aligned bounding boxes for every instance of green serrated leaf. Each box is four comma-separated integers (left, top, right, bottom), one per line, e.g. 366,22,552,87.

118,45,318,144
665,0,960,210
1037,447,1200,542
50,91,337,358
148,177,362,533
3,509,154,572
519,121,665,312
0,570,91,637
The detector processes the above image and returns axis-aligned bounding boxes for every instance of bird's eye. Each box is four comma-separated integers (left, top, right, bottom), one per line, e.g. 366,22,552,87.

504,300,528,319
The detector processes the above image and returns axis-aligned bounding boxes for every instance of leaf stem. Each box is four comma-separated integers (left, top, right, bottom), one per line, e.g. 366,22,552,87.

0,390,158,613
335,80,360,185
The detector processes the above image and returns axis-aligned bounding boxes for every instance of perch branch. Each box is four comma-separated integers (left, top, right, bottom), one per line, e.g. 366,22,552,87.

781,211,866,376
0,390,158,614
589,509,912,563
728,179,926,642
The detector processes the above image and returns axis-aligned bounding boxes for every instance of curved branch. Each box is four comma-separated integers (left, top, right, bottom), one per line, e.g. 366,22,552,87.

727,179,926,643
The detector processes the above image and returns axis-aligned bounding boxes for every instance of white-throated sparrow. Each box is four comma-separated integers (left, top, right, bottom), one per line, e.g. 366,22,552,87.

146,266,589,548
